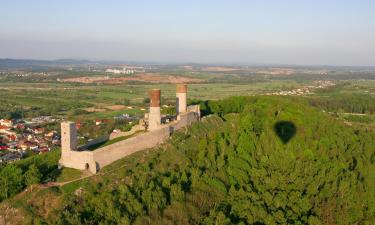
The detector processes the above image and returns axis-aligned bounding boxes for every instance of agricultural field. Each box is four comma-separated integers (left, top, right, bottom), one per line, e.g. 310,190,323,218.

1,76,374,122
0,80,305,120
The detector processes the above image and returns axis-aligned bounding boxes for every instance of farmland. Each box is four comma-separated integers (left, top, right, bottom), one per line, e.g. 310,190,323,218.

0,80,305,119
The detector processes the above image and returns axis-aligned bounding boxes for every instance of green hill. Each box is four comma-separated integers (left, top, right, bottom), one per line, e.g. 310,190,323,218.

1,96,374,225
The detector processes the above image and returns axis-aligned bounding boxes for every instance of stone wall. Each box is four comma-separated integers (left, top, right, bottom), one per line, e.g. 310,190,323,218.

59,150,96,173
59,109,200,174
173,111,200,131
92,125,171,170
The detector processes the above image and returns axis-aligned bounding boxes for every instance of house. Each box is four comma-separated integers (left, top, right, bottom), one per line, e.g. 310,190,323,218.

95,119,109,126
0,125,11,133
30,145,39,151
52,139,61,145
0,146,9,150
6,134,17,142
20,141,34,151
45,131,57,138
16,123,25,129
0,153,21,163
27,134,34,141
6,142,17,150
39,146,50,153
76,122,82,130
31,116,53,124
33,127,45,134
0,119,13,127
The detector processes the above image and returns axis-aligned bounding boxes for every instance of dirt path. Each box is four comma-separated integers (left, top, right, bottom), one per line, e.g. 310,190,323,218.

42,163,131,188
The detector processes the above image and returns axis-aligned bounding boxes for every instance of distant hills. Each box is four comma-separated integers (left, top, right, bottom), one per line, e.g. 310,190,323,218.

0,58,95,70
1,58,375,71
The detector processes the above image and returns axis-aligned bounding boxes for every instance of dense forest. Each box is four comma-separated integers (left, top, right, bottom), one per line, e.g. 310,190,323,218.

0,150,60,202
1,96,374,224
308,94,375,114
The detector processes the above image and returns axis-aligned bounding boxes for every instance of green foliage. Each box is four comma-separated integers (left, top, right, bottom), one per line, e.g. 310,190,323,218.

0,164,23,200
161,106,176,115
309,93,375,114
24,165,42,187
3,96,375,224
0,149,60,202
115,98,131,106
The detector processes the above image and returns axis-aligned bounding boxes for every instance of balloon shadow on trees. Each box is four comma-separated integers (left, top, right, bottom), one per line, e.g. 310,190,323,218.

273,121,296,144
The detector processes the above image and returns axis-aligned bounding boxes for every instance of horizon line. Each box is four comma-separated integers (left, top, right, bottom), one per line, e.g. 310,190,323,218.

1,57,375,68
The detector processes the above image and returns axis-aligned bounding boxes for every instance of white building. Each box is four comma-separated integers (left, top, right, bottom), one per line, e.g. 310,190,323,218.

105,67,135,75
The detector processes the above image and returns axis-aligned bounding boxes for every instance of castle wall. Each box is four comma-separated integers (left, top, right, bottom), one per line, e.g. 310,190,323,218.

92,125,171,170
59,150,96,173
173,111,199,131
59,109,200,174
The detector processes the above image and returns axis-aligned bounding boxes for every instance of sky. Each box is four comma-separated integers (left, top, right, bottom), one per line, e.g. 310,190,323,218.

0,0,374,66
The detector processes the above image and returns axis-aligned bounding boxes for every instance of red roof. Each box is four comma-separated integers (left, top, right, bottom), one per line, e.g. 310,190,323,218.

39,147,49,152
95,119,109,123
6,135,17,141
0,146,9,150
0,125,10,130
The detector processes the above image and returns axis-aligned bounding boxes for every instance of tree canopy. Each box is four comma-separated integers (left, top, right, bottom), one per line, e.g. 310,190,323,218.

50,96,375,225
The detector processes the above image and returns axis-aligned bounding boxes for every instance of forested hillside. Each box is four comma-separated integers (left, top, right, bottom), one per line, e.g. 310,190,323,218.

2,96,375,225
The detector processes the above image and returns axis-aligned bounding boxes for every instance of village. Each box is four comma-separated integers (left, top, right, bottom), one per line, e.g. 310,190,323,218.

0,112,142,163
0,117,61,163
266,80,336,96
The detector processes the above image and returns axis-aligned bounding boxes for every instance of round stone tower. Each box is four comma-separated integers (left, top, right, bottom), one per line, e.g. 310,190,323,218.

176,84,187,115
148,89,161,130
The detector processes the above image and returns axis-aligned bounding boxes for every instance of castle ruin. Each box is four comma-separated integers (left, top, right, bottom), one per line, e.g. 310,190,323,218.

59,84,200,174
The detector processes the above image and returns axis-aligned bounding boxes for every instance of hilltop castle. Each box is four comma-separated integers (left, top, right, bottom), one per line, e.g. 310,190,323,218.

59,84,200,174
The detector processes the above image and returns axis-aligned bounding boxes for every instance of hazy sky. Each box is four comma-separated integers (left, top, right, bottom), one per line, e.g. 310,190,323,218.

1,0,374,66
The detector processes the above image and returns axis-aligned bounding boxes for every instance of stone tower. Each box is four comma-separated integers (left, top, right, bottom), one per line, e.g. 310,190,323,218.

176,84,187,115
61,121,77,152
148,89,161,131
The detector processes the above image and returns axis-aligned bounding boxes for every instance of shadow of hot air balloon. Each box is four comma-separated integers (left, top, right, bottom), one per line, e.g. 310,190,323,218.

273,121,296,144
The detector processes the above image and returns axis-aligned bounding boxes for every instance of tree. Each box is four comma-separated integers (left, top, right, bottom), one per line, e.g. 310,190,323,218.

0,164,23,200
24,165,42,191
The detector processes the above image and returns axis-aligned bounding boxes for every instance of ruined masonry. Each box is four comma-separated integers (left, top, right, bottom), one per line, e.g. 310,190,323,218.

59,84,200,174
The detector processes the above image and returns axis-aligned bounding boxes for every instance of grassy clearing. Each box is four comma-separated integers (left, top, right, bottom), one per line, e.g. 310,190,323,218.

1,80,305,120
85,131,144,150
55,168,83,183
0,81,303,105
60,179,87,195
92,107,144,118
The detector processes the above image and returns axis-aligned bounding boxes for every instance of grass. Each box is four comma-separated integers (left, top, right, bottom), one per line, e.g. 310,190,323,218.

0,80,304,106
85,131,144,151
55,168,83,183
60,179,87,194
93,108,144,118
1,80,309,122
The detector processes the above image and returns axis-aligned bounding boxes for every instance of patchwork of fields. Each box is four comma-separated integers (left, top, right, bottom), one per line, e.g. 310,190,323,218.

0,80,304,119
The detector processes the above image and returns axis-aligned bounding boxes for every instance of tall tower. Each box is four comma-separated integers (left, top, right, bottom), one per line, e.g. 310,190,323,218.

61,121,77,152
176,84,187,115
148,89,161,131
